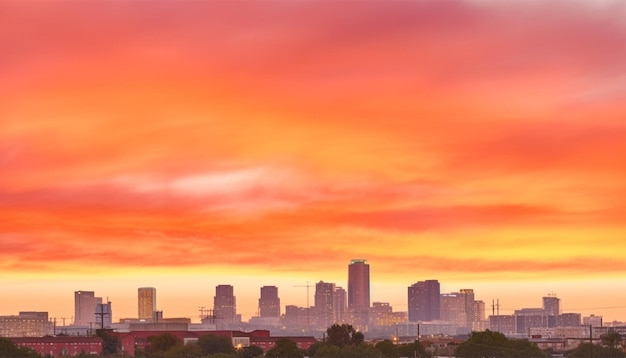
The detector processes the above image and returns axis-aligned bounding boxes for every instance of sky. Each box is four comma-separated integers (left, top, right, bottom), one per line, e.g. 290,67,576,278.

1,0,626,324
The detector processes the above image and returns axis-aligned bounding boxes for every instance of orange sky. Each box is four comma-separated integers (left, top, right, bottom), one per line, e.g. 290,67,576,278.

2,1,626,323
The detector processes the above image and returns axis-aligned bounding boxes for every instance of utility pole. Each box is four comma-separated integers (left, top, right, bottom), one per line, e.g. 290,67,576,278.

590,324,593,358
95,305,110,330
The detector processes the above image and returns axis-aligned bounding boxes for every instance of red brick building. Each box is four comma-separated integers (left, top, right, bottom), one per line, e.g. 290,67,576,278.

113,329,316,356
11,336,103,357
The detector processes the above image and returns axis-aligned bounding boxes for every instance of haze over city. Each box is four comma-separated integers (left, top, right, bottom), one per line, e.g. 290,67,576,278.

2,0,626,326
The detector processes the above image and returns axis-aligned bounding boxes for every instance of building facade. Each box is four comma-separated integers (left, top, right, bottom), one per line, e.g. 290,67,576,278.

74,291,98,326
0,312,52,337
408,280,440,322
315,281,336,329
214,285,237,327
12,336,102,357
348,259,370,330
138,287,156,321
333,287,347,324
259,286,280,318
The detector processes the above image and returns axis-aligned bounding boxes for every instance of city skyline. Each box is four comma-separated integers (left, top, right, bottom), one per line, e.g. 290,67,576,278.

2,1,626,325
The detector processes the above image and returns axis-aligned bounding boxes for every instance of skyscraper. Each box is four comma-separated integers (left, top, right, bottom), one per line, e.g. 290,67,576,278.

138,287,156,321
407,280,440,322
74,291,97,326
214,284,237,327
348,259,370,329
259,286,280,317
315,281,336,329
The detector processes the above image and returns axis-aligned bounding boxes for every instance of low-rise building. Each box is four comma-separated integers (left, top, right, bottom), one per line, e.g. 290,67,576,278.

11,336,102,357
0,312,53,337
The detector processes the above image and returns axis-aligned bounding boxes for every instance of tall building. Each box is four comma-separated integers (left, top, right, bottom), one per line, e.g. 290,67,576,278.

334,286,347,324
74,291,98,326
348,259,370,330
543,295,560,316
440,293,467,325
214,284,237,327
138,287,156,321
474,300,486,321
259,286,280,317
407,280,440,322
460,289,475,327
315,281,336,329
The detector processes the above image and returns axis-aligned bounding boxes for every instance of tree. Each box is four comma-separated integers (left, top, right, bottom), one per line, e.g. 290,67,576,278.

198,334,234,356
327,324,365,348
455,330,546,358
163,343,203,358
240,345,264,358
147,333,180,353
96,329,119,356
341,343,384,358
567,342,625,358
601,331,623,351
313,344,341,358
0,337,41,358
397,340,429,358
265,338,304,358
375,339,398,358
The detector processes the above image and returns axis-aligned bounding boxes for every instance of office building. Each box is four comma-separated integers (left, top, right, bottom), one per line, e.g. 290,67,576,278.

348,259,370,330
440,293,467,325
543,295,560,316
0,312,52,337
557,313,581,327
138,287,156,321
315,281,336,329
75,291,98,326
459,289,475,327
334,286,347,323
214,285,237,326
259,286,280,317
408,280,440,322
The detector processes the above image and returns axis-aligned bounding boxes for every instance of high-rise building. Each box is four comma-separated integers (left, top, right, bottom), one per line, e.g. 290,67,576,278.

259,286,280,317
315,281,336,329
460,289,475,327
334,286,347,324
407,280,440,322
348,259,370,330
138,287,156,321
543,295,560,316
474,300,486,321
440,293,467,325
74,291,98,326
214,285,237,327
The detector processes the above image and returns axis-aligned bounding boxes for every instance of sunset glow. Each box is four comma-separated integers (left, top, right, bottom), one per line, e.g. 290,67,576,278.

2,1,626,322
